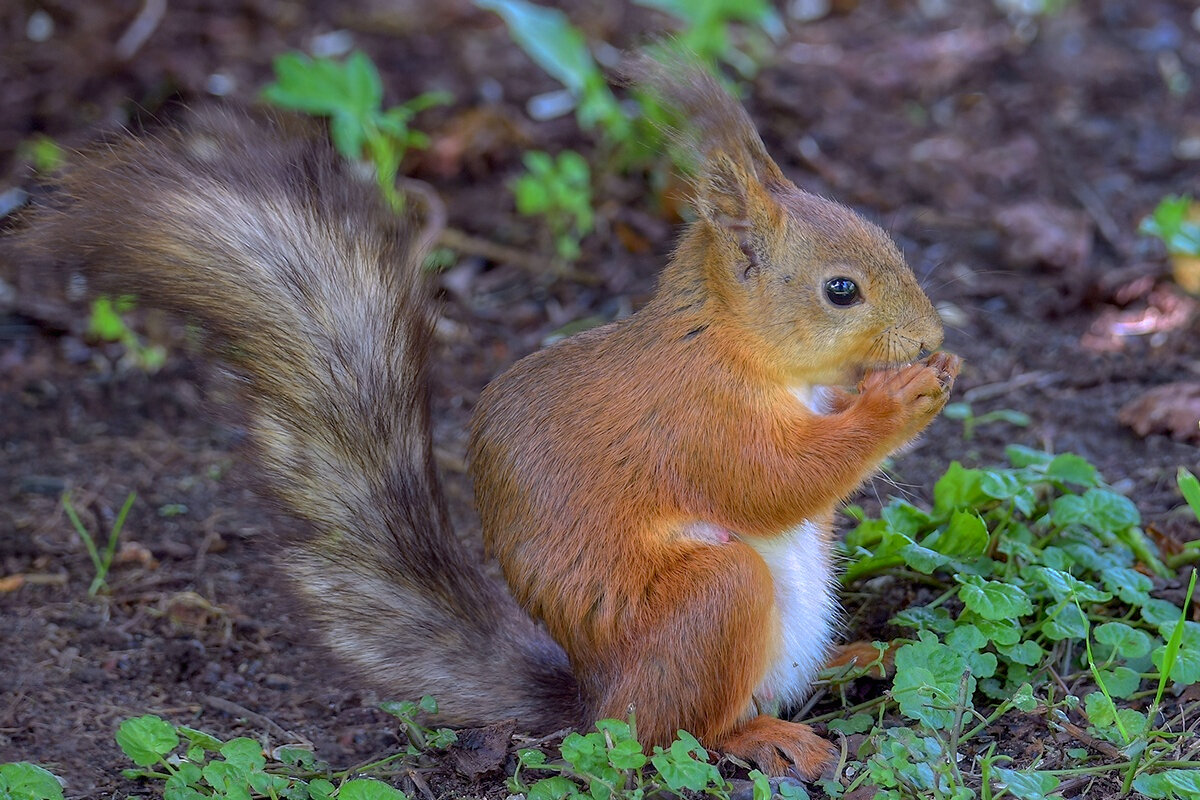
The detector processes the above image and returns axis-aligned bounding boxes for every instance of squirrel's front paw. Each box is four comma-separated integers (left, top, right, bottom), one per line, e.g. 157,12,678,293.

716,716,837,780
860,352,961,442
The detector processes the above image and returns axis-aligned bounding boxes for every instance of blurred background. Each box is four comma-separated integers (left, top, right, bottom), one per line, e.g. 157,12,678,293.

1,1,1198,796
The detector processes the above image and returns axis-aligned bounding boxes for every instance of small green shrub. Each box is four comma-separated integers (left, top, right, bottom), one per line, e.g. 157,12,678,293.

1140,195,1200,256
62,490,136,596
0,763,64,800
512,150,594,263
88,295,167,371
262,50,450,210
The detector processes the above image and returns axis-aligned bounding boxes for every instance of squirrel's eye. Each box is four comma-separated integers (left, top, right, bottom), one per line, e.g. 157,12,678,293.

824,277,860,306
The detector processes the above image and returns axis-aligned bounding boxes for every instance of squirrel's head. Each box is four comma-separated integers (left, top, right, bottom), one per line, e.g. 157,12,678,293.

633,54,943,385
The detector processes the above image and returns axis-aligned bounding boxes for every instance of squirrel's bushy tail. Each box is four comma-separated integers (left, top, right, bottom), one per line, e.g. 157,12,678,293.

14,110,580,731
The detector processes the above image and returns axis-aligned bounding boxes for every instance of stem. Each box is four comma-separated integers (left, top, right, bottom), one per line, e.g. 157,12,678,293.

801,695,887,725
959,700,1013,744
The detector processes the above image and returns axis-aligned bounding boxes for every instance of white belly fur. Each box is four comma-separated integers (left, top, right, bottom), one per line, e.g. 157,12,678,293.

743,520,837,712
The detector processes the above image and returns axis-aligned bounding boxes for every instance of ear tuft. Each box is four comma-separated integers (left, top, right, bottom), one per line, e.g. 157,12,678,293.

621,49,788,189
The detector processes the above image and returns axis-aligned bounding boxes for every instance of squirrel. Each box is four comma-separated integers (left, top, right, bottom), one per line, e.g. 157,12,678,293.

12,59,960,779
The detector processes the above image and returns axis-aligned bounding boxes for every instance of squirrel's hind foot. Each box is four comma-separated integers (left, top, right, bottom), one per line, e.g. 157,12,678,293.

716,715,836,780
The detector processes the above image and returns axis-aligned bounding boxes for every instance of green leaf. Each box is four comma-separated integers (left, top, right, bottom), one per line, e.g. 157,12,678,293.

979,470,1023,500
994,768,1060,800
1030,566,1112,603
945,624,987,653
329,112,365,160
1140,195,1200,255
1094,621,1153,659
974,617,1022,646
1152,621,1200,684
340,778,409,800
998,640,1044,667
1096,666,1142,699
1100,567,1154,606
607,738,647,770
527,776,577,800
1143,598,1187,627
177,726,224,752
892,633,972,730
899,541,949,574
219,738,265,772
309,778,336,800
891,605,955,633
1134,769,1200,799
956,575,1033,620
1087,488,1140,531
0,763,65,800
827,713,873,734
88,295,134,341
935,510,989,557
1083,691,1116,727
1179,467,1200,521
777,779,810,799
519,748,548,766
650,732,721,793
1046,453,1098,487
1005,445,1054,468
1010,683,1037,712
202,761,250,800
116,715,180,766
942,402,971,420
881,501,930,537
934,462,986,512
1042,601,1089,641
475,0,598,97
344,50,384,113
418,695,439,714
165,761,203,794
264,53,351,115
748,770,772,800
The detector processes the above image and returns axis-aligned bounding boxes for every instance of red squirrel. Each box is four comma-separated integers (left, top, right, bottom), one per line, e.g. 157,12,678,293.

13,59,959,779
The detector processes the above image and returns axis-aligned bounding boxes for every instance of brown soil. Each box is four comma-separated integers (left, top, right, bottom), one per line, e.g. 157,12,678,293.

1,1,1198,798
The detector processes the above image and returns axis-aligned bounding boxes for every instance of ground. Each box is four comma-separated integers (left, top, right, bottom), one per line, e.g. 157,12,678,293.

1,1,1198,798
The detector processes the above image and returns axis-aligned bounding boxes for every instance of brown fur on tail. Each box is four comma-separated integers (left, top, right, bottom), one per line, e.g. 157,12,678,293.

11,109,581,731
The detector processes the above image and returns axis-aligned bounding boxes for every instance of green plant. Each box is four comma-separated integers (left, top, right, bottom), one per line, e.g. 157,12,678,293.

379,696,458,753
941,402,1031,441
1140,195,1200,256
0,763,64,800
262,50,451,210
820,449,1200,798
17,134,66,174
88,295,167,371
62,490,136,596
512,150,594,263
632,0,783,79
509,716,789,800
473,0,630,145
116,714,410,800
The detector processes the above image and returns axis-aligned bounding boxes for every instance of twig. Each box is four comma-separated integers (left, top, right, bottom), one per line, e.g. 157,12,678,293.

406,768,436,800
512,727,574,749
395,177,447,257
115,0,166,60
437,227,597,284
962,371,1064,403
201,694,309,745
1053,717,1124,760
1037,123,1130,259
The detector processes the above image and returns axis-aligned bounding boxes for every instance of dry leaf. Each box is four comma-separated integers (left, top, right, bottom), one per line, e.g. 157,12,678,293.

1118,382,1200,444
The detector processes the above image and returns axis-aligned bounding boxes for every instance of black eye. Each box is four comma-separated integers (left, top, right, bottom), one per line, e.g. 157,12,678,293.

824,277,860,306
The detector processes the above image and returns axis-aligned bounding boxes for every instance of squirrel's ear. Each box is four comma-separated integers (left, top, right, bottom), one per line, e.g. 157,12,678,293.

694,153,774,225
693,153,782,277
